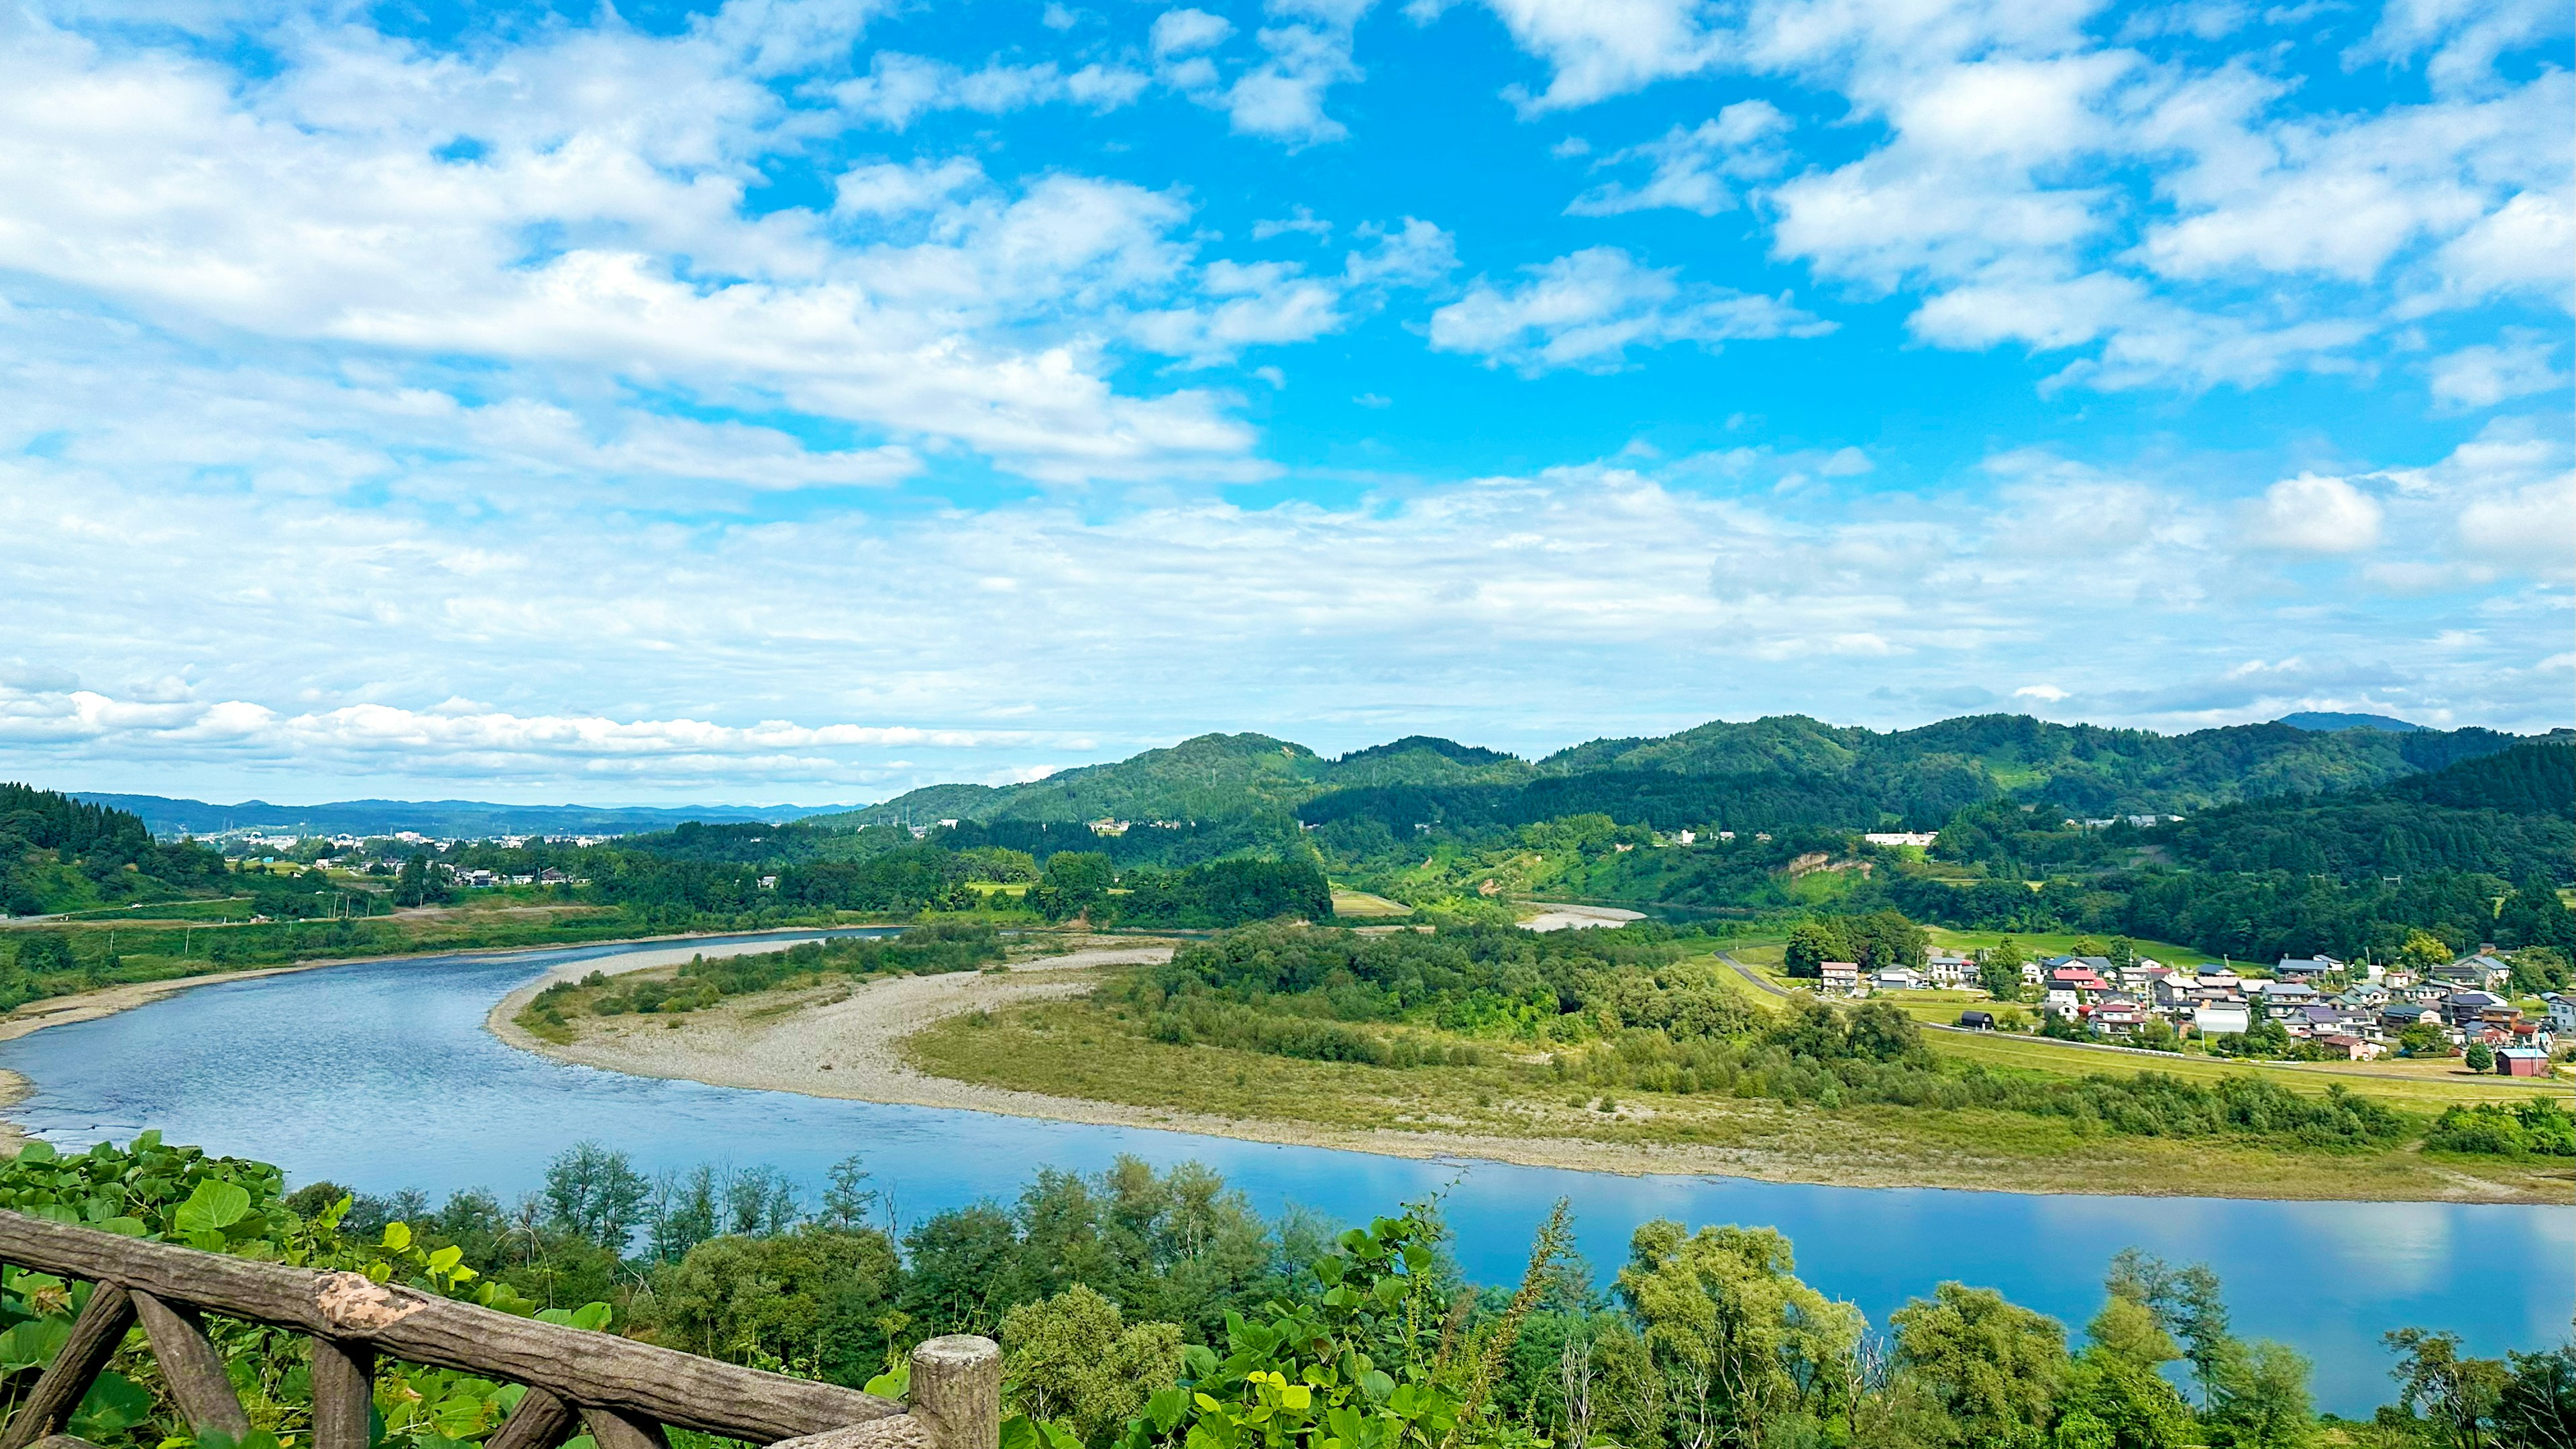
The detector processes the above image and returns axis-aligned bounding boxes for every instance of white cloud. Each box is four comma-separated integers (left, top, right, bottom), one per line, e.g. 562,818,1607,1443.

4,411,2567,794
1224,15,1370,146
0,9,1321,486
1343,218,1458,287
2378,421,2576,578
2424,189,2576,313
1428,247,1829,373
2246,473,2384,553
833,157,987,216
1480,0,1721,113
1128,260,1350,363
2428,335,2567,409
1566,101,1790,216
1468,0,2569,396
1150,7,1235,56
0,688,1030,784
832,52,1149,128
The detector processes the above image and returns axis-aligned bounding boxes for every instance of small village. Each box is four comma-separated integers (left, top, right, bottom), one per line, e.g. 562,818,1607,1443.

1819,946,2567,1072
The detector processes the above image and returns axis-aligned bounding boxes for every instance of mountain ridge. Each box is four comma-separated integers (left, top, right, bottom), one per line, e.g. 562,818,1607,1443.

833,712,2540,833
66,793,843,840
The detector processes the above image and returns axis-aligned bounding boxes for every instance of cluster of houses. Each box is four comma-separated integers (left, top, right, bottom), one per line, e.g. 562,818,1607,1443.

454,867,577,890
1819,945,2563,1070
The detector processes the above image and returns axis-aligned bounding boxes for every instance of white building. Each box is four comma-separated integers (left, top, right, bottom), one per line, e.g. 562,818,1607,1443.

2195,1004,2251,1037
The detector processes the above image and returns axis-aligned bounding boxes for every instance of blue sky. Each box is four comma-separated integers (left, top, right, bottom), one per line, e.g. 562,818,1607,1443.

0,0,2568,802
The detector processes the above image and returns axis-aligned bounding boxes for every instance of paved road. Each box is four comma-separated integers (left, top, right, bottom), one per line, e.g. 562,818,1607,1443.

1718,951,1792,998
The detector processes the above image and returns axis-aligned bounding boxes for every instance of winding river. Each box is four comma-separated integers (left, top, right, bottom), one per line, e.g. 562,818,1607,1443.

3,934,2569,1413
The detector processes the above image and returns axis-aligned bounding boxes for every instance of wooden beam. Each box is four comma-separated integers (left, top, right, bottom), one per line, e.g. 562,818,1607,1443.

485,1387,581,1449
308,1336,374,1449
904,1338,1000,1449
0,1283,135,1449
584,1407,670,1449
130,1291,251,1440
0,1212,898,1443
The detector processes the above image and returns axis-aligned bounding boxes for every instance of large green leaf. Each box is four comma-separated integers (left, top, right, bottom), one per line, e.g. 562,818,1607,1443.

174,1179,253,1234
0,1317,69,1372
70,1371,154,1438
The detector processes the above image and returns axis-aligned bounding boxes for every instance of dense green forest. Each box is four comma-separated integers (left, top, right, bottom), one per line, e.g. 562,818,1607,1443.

3,1134,2567,1449
0,783,226,917
847,714,2533,831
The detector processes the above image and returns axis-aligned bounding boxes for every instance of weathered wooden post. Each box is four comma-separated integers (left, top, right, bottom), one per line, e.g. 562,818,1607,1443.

0,1284,136,1449
130,1291,252,1439
906,1336,1001,1449
309,1334,376,1449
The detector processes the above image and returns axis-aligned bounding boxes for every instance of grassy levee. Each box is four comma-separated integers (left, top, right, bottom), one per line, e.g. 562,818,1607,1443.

898,957,2574,1203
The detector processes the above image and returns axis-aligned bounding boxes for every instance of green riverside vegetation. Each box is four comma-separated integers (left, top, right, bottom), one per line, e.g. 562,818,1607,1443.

5,1134,2571,1449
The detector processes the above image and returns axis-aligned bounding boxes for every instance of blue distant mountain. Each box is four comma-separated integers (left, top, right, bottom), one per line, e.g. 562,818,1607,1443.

2277,712,2424,733
69,793,851,840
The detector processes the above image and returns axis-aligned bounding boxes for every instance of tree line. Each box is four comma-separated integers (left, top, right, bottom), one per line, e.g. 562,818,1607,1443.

6,1133,2570,1449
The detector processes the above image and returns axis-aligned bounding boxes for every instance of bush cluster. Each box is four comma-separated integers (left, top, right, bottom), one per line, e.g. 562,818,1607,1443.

2423,1099,2576,1158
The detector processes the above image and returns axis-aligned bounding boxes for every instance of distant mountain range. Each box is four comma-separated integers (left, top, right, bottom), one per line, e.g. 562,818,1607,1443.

56,711,2558,845
2277,712,2424,733
825,712,2547,835
71,794,847,840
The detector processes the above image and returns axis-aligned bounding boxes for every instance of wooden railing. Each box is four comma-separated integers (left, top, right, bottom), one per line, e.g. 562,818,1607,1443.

0,1210,998,1449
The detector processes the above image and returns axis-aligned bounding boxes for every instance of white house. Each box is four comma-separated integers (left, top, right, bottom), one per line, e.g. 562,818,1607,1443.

2545,994,2576,1034
2195,1003,2251,1037
1873,967,1925,991
1926,951,1975,987
1820,961,1862,995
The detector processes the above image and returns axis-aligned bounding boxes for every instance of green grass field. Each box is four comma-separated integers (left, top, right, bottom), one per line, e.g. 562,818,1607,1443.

903,973,2573,1203
1923,926,2221,967
1330,888,1411,918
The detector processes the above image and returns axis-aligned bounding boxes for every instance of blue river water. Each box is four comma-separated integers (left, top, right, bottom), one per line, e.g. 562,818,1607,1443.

3,934,2568,1414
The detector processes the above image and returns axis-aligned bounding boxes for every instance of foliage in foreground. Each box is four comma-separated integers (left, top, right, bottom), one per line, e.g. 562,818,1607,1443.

6,1136,2573,1449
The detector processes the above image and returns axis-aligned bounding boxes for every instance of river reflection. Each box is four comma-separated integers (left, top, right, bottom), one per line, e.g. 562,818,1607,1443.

3,935,2567,1414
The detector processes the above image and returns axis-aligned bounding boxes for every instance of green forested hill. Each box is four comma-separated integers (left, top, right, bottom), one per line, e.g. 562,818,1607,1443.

2156,738,2575,883
841,731,1534,827
1,783,225,916
1537,713,2523,814
841,713,2536,838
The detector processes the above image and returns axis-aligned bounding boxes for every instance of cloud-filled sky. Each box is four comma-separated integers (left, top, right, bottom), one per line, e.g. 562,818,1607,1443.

0,0,2568,803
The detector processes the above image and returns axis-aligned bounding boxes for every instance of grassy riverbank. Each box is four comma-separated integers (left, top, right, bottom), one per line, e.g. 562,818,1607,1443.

893,953,2574,1204
0,897,921,1015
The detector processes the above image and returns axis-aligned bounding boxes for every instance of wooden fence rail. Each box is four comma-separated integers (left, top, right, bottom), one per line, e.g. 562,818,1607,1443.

0,1210,997,1449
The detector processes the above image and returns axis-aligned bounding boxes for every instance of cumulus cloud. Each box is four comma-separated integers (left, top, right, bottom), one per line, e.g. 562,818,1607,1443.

1565,101,1790,216
2428,335,2567,409
833,53,1150,128
1467,0,2571,396
4,410,2566,794
2246,474,2384,553
1428,248,1829,373
0,7,1349,486
1481,0,1723,113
